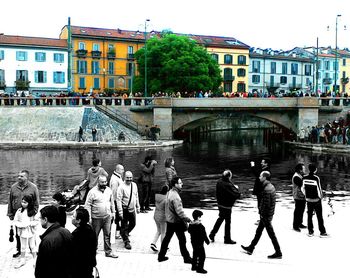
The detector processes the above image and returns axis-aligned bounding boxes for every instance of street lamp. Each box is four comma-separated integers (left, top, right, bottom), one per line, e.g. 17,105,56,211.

144,19,150,98
328,14,342,93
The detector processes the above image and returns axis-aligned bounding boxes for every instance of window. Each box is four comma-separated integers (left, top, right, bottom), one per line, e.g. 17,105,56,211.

292,76,297,87
35,52,46,62
317,60,322,70
271,62,276,74
282,63,287,74
324,61,330,70
0,69,5,82
0,50,4,60
16,51,28,61
280,76,287,84
223,68,233,81
93,78,100,89
35,71,47,83
127,63,133,76
54,53,64,63
342,71,346,78
79,77,86,89
224,54,233,64
237,68,246,77
305,64,312,76
128,46,134,54
77,60,87,74
306,78,311,86
224,83,232,92
252,61,260,73
252,75,260,83
343,59,346,66
92,43,100,51
78,42,86,50
333,61,338,71
291,63,298,75
91,61,100,74
108,78,114,88
16,70,28,81
53,72,65,83
270,76,275,86
211,53,219,63
108,62,114,75
237,83,246,92
238,55,246,65
108,44,114,50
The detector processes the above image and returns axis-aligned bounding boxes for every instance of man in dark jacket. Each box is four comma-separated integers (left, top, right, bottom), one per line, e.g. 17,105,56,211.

241,171,282,259
209,170,240,244
72,206,97,278
292,163,306,232
251,159,270,207
35,205,74,278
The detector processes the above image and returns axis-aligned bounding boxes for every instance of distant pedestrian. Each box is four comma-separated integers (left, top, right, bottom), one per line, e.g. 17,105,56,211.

116,171,140,250
139,155,157,213
71,206,97,278
92,126,97,142
13,195,39,268
158,177,192,264
150,185,168,252
52,192,67,228
188,209,210,274
7,170,40,258
78,126,85,142
292,163,306,232
241,171,282,259
209,170,240,244
35,205,74,278
85,175,118,258
302,163,328,237
164,157,177,188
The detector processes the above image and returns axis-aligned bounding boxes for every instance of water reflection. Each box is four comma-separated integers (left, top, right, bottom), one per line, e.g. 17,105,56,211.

1,129,350,207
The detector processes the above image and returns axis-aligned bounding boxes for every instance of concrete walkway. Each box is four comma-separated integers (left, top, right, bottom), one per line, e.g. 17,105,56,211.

0,195,349,278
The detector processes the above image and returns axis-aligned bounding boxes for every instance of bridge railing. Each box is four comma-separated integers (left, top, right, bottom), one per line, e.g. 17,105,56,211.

318,97,350,107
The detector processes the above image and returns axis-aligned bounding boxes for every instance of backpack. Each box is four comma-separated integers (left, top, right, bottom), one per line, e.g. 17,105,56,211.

302,179,320,199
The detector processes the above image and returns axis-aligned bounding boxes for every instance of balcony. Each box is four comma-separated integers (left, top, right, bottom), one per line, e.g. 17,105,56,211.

91,50,102,59
341,77,349,85
76,49,88,58
15,80,30,90
0,80,5,89
107,52,116,59
127,53,135,60
323,77,332,85
223,75,235,82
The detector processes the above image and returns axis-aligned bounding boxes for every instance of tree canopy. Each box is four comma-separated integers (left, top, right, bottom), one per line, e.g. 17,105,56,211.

133,34,222,95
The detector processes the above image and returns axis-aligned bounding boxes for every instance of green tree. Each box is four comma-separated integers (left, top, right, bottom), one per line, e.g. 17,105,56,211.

134,34,222,95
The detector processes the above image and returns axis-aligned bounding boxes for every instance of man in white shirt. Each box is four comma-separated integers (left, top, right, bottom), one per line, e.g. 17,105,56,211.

109,164,124,239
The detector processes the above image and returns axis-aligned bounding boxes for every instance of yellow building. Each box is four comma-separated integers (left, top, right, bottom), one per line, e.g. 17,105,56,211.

338,49,350,94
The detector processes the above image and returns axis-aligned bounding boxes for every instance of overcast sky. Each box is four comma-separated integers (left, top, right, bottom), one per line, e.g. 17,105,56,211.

1,0,349,50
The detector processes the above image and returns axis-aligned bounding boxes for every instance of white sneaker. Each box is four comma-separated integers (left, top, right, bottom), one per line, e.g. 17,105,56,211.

14,259,26,269
115,231,121,239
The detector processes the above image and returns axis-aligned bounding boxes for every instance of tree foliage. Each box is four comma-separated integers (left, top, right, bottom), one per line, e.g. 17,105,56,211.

133,34,222,94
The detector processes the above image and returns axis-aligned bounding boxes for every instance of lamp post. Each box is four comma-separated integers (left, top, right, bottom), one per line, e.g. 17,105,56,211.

333,15,341,93
144,19,150,98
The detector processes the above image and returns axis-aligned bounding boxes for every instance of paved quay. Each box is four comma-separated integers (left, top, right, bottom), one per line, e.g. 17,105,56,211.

0,195,349,278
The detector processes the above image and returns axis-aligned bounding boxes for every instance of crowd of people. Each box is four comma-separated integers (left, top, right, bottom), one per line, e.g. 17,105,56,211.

7,155,330,276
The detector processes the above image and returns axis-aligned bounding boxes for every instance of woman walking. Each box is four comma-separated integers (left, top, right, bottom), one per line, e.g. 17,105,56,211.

164,157,177,188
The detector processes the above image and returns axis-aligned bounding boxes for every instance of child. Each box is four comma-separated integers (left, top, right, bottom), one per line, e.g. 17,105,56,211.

188,209,210,274
52,192,67,227
13,195,39,268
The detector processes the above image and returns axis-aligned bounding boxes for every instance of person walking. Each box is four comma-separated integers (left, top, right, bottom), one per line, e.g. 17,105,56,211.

116,171,140,250
84,175,118,258
91,126,97,142
241,171,282,259
164,157,177,188
292,163,307,232
109,164,125,239
13,195,39,268
35,205,74,278
158,177,192,264
7,170,40,258
188,209,210,274
139,156,157,213
78,126,85,142
150,185,168,252
302,163,328,237
71,206,97,278
209,170,240,244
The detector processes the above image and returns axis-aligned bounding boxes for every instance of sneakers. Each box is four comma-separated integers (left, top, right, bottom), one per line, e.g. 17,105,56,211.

196,269,208,274
224,239,236,245
105,252,118,258
320,233,329,238
267,252,282,259
299,224,307,229
293,227,301,232
254,220,260,225
150,243,158,252
158,256,169,262
125,242,132,250
115,231,121,239
241,245,253,255
14,259,26,269
209,234,215,242
12,251,21,258
308,232,314,237
140,210,148,213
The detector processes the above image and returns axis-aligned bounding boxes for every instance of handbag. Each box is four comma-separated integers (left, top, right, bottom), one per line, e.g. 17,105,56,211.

93,266,100,278
9,226,14,242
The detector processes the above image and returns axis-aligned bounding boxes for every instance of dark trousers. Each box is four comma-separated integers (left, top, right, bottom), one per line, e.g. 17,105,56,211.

307,200,326,234
158,222,191,261
15,227,21,253
140,182,152,210
250,217,281,253
210,207,232,241
293,199,306,229
192,245,206,270
120,209,136,243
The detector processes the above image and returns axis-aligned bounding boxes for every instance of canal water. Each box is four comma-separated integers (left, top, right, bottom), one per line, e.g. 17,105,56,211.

1,129,350,207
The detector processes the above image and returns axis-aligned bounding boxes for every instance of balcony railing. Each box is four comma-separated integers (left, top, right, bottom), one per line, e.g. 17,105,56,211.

223,75,235,81
15,80,30,90
127,53,135,60
91,50,102,59
341,77,349,84
323,77,332,85
76,49,88,58
107,52,116,59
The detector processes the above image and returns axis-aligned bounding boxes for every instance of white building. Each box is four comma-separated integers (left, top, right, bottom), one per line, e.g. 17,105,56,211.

249,48,314,95
0,34,68,95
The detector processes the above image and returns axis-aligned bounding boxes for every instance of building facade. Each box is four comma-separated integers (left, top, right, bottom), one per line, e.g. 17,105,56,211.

0,34,68,95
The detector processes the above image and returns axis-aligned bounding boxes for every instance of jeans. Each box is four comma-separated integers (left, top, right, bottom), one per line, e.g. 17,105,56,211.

293,199,306,229
210,207,232,241
158,222,191,260
250,217,281,253
120,209,136,243
139,182,152,210
307,200,326,234
91,215,112,254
